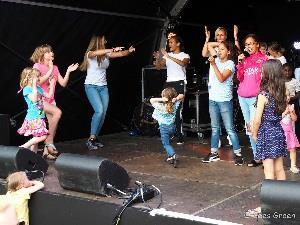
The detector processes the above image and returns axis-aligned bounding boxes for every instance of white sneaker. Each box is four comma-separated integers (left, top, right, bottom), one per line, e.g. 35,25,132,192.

290,166,300,174
227,135,232,146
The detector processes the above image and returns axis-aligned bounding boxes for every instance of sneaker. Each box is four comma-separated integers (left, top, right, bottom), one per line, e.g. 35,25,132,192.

290,166,300,174
234,154,244,166
165,154,178,168
93,138,104,148
202,152,220,163
247,159,262,167
227,135,232,146
176,135,184,145
86,140,98,150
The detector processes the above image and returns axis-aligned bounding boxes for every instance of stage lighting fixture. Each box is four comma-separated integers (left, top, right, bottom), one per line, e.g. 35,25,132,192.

293,41,300,50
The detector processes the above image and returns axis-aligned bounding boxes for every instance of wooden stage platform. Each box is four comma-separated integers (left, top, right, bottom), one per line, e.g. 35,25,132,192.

1,131,300,225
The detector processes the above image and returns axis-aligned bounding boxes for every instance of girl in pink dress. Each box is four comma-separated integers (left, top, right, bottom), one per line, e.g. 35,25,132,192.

30,44,78,158
281,103,300,173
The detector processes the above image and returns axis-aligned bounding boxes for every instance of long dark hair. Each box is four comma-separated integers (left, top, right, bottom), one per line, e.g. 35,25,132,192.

260,59,287,114
220,41,238,64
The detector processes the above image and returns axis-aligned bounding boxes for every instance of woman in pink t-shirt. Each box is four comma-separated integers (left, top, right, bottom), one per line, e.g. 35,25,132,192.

236,34,268,166
30,44,78,159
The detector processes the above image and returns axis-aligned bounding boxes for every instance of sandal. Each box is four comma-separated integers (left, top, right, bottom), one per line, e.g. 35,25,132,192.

42,152,57,160
44,143,59,155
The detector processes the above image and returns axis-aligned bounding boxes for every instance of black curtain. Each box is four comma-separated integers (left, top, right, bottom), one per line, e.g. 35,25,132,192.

0,2,163,145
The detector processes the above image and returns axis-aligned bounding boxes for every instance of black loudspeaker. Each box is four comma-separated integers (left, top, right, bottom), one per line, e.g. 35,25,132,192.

16,148,48,179
0,146,48,179
55,153,130,195
0,146,18,178
261,179,300,225
0,114,10,145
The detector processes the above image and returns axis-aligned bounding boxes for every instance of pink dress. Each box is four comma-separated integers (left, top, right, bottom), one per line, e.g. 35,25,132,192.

33,63,60,105
280,105,300,150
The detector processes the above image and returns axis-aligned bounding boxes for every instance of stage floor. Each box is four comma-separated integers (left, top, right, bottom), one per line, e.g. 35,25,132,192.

40,132,300,225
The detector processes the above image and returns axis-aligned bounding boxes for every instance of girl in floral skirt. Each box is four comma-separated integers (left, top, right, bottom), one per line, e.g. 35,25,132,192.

17,67,55,159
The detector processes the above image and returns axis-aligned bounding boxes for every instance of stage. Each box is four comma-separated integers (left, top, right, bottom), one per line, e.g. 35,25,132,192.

1,131,300,225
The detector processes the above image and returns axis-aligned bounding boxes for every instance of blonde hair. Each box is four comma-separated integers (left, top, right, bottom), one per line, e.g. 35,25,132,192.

79,35,106,71
6,171,26,192
19,67,40,88
30,44,52,63
162,87,177,113
215,27,227,40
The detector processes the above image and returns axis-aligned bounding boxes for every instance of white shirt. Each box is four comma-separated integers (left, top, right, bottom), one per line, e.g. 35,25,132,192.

269,55,287,65
208,58,235,102
85,54,110,86
163,52,190,83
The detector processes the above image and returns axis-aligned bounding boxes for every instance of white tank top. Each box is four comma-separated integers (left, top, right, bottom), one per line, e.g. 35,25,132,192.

84,55,110,86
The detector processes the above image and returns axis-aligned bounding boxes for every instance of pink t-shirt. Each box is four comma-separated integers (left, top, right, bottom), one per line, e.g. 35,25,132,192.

236,52,268,98
33,63,60,104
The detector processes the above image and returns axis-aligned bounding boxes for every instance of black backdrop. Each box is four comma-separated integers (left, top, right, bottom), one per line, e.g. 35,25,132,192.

0,1,164,145
2,0,300,145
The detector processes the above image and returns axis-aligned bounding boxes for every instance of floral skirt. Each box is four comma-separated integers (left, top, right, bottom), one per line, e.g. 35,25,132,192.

17,118,48,137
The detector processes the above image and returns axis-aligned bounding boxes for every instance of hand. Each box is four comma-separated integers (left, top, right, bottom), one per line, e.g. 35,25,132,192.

161,97,168,102
289,104,295,112
153,51,160,59
67,63,79,73
160,48,168,57
172,97,177,103
113,47,124,52
208,55,216,65
204,25,210,42
128,46,135,53
238,53,246,62
233,25,239,39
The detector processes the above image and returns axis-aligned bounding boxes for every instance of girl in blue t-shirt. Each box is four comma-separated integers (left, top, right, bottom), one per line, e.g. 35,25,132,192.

150,87,184,168
17,67,55,159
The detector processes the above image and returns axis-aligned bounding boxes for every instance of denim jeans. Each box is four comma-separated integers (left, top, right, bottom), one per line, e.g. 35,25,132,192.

159,123,175,157
209,100,241,154
238,96,256,155
85,84,109,136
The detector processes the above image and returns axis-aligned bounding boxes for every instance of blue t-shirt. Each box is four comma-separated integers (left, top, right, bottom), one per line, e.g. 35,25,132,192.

23,86,45,120
208,58,235,102
152,101,180,125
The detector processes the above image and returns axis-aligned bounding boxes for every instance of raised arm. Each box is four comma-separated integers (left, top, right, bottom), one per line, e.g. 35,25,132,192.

161,48,190,67
57,63,79,87
233,25,241,50
26,180,45,194
153,50,166,70
202,26,210,57
109,46,135,58
38,60,54,85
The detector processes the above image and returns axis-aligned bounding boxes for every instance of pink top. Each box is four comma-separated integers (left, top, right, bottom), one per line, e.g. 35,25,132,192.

33,63,60,104
236,52,268,98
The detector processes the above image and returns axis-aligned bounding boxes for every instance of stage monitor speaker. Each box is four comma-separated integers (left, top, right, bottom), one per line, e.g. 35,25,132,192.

0,146,18,178
55,153,130,196
0,146,48,179
261,179,300,224
0,114,10,145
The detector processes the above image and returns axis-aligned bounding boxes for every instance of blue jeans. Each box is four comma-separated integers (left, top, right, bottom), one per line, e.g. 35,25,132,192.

159,123,175,157
85,85,109,136
238,96,256,155
209,100,241,154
